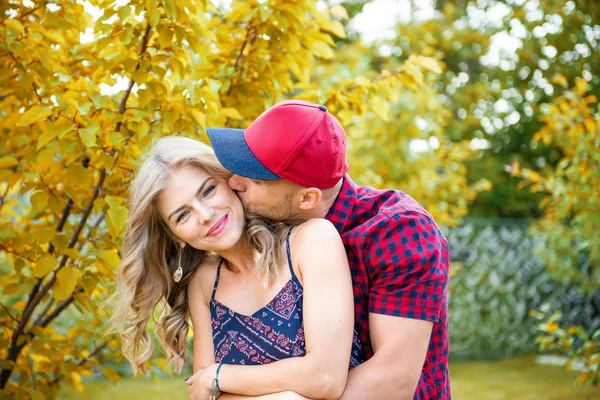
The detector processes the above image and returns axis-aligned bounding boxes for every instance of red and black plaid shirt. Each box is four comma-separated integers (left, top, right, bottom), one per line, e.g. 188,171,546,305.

326,175,450,399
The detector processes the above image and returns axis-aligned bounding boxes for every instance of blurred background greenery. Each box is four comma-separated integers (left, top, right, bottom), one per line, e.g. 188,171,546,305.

1,0,599,399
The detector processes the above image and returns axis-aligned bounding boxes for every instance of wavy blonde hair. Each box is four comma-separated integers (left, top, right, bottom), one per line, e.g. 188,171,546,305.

110,136,289,375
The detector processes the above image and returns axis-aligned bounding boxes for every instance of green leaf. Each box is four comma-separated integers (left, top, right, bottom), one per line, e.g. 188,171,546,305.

33,256,57,278
146,0,160,27
105,196,129,238
101,367,121,384
17,106,53,126
163,0,177,19
78,127,98,147
119,5,131,20
53,267,83,301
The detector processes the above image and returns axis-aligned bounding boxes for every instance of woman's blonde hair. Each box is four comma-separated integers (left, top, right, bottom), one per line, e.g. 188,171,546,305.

110,136,289,375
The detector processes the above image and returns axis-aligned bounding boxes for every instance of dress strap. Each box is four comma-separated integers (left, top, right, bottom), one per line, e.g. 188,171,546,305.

285,227,298,281
211,258,225,301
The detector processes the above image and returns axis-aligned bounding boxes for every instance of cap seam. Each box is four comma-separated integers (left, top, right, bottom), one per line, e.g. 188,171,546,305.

274,110,326,173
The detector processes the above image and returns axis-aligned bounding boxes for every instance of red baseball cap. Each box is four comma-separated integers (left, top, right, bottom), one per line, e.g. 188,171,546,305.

207,100,348,189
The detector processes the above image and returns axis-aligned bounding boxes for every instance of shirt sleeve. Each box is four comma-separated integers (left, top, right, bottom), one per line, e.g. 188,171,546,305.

364,211,449,322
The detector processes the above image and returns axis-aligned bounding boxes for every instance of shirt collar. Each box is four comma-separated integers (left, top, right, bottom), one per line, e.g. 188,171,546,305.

325,174,357,234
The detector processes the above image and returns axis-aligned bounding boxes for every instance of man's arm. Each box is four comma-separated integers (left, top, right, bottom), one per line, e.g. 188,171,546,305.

339,211,449,399
219,393,308,400
339,314,432,399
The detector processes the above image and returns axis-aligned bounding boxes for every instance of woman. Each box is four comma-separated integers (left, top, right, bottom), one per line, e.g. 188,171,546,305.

111,136,363,400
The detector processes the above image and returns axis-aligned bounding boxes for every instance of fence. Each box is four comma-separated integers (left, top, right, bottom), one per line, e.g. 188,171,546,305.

445,217,600,359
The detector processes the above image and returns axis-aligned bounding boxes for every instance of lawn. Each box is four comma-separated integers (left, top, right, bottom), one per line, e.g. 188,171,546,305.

59,356,600,400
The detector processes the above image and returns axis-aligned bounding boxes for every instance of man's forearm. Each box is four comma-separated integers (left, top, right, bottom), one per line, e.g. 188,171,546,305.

339,355,417,400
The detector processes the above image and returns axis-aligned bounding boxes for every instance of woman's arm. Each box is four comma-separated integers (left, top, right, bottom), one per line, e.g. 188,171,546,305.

188,219,354,400
187,264,217,371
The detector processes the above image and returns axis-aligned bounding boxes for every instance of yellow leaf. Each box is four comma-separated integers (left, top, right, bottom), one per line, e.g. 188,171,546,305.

411,56,443,74
329,5,349,20
146,0,161,26
354,76,371,87
37,129,58,151
321,20,346,39
101,367,121,384
312,41,335,60
33,256,57,278
158,26,174,49
30,191,48,214
192,109,206,129
221,108,244,120
575,77,588,96
0,156,19,169
547,321,559,333
67,166,89,183
4,19,24,34
97,250,121,269
70,371,84,393
54,267,83,301
16,106,54,127
583,118,596,133
550,74,568,89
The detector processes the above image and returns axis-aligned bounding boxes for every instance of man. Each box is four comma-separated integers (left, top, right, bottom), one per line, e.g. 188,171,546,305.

206,100,450,399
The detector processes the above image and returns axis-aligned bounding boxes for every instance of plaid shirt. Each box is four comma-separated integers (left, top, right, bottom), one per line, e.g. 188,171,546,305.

326,175,450,399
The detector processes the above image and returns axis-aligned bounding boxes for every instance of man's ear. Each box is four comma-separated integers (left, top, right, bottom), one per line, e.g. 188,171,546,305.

298,187,322,210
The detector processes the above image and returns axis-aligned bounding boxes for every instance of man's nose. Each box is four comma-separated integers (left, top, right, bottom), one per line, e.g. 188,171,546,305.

228,174,247,191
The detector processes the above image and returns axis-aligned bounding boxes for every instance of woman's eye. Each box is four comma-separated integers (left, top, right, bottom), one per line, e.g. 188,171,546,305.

176,210,189,223
202,185,216,197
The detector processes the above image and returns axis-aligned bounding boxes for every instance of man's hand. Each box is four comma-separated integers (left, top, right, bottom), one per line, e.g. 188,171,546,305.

185,363,219,400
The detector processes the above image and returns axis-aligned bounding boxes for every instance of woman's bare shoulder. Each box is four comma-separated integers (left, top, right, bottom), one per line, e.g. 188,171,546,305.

188,253,221,304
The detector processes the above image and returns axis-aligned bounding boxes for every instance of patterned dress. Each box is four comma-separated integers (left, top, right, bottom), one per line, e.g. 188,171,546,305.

210,229,364,368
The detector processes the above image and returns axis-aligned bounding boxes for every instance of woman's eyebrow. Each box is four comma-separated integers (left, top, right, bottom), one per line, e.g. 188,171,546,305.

167,177,213,221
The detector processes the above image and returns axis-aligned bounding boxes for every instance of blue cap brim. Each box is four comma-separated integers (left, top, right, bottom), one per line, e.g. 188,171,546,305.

206,128,282,181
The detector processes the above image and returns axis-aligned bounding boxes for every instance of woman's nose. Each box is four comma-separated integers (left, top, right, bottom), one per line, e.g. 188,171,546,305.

193,201,214,224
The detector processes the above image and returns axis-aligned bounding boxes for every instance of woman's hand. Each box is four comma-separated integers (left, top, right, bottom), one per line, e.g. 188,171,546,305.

186,363,219,400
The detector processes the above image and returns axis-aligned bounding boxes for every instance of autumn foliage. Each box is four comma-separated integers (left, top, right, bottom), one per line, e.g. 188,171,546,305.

0,0,463,398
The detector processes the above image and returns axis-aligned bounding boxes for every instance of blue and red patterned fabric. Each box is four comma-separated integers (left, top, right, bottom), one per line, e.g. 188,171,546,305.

210,230,364,368
325,175,451,399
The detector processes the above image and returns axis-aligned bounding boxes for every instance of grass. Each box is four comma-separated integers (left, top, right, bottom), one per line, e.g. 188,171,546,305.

59,356,600,400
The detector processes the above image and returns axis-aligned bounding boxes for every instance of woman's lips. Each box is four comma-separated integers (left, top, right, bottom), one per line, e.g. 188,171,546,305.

207,214,228,237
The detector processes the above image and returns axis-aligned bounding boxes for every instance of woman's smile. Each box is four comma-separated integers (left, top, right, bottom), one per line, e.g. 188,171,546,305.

207,214,229,237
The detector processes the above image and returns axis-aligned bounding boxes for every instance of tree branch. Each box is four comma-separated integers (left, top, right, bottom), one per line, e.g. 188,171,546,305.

36,288,84,329
32,298,54,327
0,21,154,390
0,303,18,324
49,341,108,386
226,26,256,96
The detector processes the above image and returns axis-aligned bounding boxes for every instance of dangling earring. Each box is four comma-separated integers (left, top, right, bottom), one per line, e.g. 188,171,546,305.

173,247,183,283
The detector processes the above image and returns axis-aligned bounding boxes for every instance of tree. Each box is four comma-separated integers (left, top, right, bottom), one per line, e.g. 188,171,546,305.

512,77,600,385
0,0,460,397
